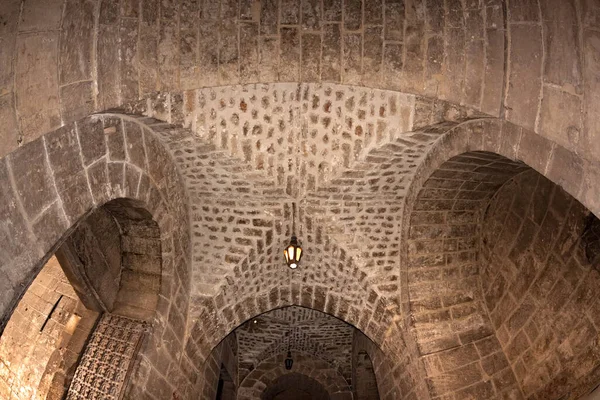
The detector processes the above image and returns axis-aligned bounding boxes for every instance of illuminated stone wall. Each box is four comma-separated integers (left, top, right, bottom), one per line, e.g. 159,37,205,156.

0,257,99,399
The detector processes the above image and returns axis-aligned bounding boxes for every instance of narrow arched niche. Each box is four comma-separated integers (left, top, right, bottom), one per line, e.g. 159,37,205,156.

56,198,162,321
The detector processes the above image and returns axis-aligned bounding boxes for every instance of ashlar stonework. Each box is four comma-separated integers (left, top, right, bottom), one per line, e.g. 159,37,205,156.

1,0,600,399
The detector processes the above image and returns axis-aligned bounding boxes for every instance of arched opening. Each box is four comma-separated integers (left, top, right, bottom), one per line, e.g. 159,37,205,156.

406,149,600,399
0,197,162,399
198,305,386,400
262,373,331,400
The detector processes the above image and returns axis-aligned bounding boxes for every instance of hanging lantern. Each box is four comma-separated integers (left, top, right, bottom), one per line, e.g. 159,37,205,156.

283,203,303,269
285,350,294,370
284,235,302,269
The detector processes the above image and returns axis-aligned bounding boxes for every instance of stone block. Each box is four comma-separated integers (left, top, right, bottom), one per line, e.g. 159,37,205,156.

19,0,63,31
302,33,321,82
31,201,68,254
0,0,19,95
539,86,582,151
9,138,56,220
0,160,33,262
198,20,219,85
59,0,95,84
139,25,158,95
77,117,107,166
324,0,342,21
97,26,120,110
302,0,321,30
508,1,540,22
505,24,543,131
582,30,600,160
481,27,504,116
60,81,94,123
581,160,600,217
438,27,465,105
0,94,18,158
86,158,110,205
258,36,279,82
547,145,584,197
120,18,139,101
322,24,341,82
516,131,552,173
240,23,259,84
344,0,363,31
426,361,483,397
280,27,301,81
363,26,383,87
260,0,278,35
542,0,582,90
56,171,94,223
15,33,61,143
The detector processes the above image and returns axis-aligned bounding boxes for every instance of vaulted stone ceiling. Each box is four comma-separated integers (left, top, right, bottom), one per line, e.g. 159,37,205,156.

235,306,354,382
1,0,600,399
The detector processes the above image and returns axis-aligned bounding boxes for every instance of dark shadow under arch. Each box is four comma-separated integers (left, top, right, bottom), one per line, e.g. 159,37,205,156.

262,373,330,400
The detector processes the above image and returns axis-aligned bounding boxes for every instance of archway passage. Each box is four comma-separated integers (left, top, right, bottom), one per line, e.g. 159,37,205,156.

200,305,383,400
262,373,331,400
406,150,600,399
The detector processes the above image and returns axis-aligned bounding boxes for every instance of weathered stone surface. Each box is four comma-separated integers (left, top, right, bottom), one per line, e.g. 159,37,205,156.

0,95,18,158
77,118,106,166
59,0,95,85
18,0,63,32
505,24,543,131
60,81,95,123
583,29,600,161
15,33,61,143
539,86,582,152
0,159,32,262
9,138,56,220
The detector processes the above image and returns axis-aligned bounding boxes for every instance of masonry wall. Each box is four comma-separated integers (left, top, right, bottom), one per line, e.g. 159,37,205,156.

0,257,99,399
481,169,600,399
352,331,380,400
0,0,598,169
196,333,238,400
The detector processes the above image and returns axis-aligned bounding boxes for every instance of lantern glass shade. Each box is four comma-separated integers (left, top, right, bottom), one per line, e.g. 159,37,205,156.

285,351,293,370
283,236,303,269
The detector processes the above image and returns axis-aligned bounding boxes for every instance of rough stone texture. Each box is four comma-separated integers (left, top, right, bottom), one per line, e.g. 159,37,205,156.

0,0,599,168
0,257,99,400
1,2,600,394
481,170,600,399
237,353,352,400
353,330,382,400
0,113,193,399
236,306,354,383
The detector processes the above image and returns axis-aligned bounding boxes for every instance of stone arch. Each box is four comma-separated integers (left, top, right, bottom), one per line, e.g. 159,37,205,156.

237,352,352,400
400,119,600,398
56,197,163,321
352,331,382,400
0,113,195,398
